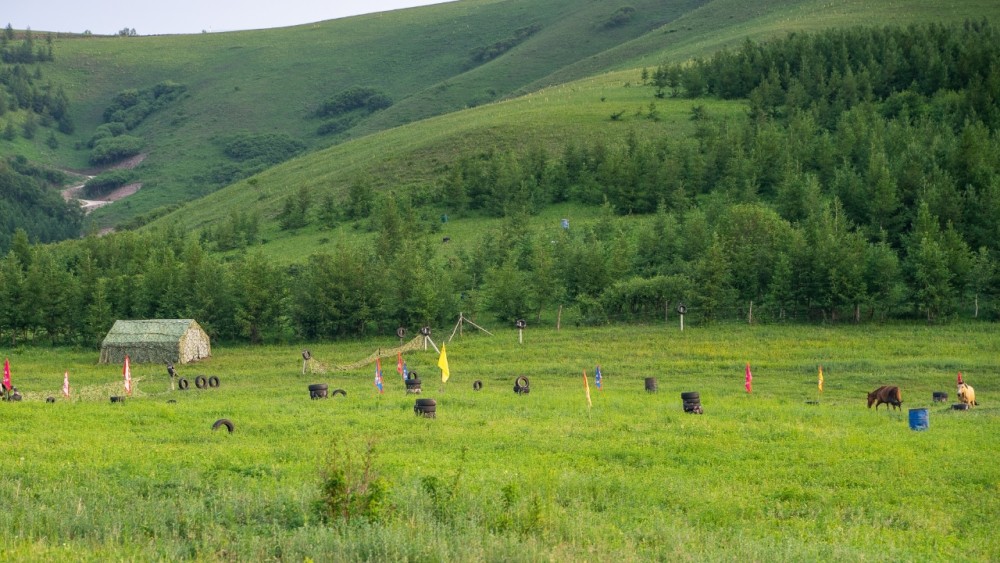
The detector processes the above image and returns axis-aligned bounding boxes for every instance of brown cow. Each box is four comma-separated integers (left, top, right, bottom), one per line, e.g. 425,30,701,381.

867,385,902,411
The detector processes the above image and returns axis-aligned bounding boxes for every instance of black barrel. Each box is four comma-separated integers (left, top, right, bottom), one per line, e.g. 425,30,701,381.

644,377,658,392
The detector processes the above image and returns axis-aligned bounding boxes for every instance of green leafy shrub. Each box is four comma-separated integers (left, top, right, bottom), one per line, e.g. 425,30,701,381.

313,438,390,524
83,169,134,198
89,135,143,165
314,86,393,119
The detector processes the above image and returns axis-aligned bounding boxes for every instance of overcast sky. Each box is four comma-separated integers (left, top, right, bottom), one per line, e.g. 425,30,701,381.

4,1,456,36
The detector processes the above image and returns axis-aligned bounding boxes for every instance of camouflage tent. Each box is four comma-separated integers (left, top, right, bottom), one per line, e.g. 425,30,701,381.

100,319,211,364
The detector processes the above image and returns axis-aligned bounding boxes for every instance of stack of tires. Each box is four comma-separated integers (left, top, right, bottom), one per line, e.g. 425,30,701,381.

309,383,328,399
932,391,948,402
414,398,436,418
681,391,703,414
405,372,421,394
513,376,530,395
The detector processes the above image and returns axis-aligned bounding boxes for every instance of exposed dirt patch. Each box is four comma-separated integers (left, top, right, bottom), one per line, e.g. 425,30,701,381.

60,153,148,214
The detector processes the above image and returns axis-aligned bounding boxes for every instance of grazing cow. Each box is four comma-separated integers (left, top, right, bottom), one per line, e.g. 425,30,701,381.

957,383,978,407
867,385,903,411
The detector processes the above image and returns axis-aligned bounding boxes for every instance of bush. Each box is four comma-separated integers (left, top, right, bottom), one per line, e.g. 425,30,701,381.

89,135,143,165
83,170,134,198
314,86,393,119
313,438,390,524
222,132,305,164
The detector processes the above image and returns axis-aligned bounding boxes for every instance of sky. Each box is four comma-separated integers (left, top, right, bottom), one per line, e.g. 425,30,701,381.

4,1,455,36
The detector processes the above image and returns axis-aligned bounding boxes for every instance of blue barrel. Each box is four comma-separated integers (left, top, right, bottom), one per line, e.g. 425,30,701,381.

908,408,929,431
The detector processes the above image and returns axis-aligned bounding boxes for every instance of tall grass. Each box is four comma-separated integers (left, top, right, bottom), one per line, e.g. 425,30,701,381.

1,322,996,560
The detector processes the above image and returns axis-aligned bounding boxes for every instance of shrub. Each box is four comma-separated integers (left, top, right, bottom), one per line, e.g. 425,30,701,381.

83,170,134,198
313,438,390,524
89,135,143,165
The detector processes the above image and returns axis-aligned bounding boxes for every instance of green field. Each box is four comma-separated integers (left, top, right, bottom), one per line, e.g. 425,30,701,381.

2,323,997,560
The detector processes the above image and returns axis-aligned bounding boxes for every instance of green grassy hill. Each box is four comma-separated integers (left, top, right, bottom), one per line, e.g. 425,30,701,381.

18,0,709,227
5,0,1000,235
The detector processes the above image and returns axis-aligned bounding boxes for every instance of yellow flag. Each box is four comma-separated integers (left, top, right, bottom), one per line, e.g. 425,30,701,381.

818,365,824,392
438,344,450,383
583,370,592,408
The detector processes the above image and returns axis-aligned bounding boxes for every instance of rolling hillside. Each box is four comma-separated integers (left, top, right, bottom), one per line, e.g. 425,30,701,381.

6,0,995,232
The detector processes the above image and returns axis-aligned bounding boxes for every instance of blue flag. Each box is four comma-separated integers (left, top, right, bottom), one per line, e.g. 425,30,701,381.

375,357,384,393
595,365,602,390
403,362,409,380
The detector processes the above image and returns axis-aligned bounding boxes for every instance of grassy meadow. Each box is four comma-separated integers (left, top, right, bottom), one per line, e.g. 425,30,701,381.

1,322,997,560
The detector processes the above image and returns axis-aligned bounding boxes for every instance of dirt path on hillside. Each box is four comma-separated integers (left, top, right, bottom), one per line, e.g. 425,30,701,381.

60,153,147,214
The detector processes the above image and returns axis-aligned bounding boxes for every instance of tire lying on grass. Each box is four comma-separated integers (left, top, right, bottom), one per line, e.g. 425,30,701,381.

473,380,483,391
178,378,189,390
195,375,208,389
208,376,220,388
212,419,235,433
331,389,347,397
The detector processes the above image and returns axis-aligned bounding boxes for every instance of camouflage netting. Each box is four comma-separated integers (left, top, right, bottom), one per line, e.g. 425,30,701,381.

100,319,211,364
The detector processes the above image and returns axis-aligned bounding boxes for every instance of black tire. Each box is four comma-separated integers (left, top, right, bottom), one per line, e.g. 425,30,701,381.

110,396,124,403
212,418,235,433
473,380,483,391
515,376,530,388
178,377,189,390
308,383,328,392
310,390,327,400
167,399,177,404
195,375,208,389
952,403,969,410
681,392,700,401
208,376,220,388
331,389,347,397
415,398,437,407
644,378,658,392
46,396,56,403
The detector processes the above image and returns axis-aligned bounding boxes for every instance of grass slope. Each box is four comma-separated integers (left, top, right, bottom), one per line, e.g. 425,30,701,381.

21,0,693,227
139,0,1000,248
1,323,996,559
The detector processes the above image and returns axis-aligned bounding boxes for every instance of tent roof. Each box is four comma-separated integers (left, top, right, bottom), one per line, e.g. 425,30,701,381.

102,319,203,345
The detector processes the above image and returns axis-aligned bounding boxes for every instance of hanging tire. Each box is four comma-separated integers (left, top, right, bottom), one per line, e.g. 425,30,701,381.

212,419,235,433
178,377,189,390
473,380,483,391
331,389,347,397
195,375,208,389
208,376,220,388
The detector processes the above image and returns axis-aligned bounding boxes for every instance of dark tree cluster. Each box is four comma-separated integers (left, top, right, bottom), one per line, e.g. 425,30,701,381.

313,86,392,136
0,158,82,255
652,20,1000,129
468,24,541,64
0,26,72,136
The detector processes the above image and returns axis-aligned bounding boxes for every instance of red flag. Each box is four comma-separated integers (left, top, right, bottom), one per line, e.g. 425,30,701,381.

123,355,133,396
957,371,964,385
744,363,753,393
397,352,404,380
2,358,10,391
63,371,70,398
